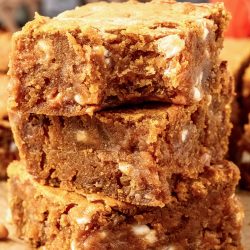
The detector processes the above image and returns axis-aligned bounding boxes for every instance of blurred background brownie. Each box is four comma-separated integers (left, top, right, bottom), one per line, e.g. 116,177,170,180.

0,23,19,179
221,38,250,189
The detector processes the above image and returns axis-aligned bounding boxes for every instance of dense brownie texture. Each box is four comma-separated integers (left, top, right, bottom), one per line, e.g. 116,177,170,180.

8,161,243,250
0,74,18,178
9,63,233,206
9,1,229,116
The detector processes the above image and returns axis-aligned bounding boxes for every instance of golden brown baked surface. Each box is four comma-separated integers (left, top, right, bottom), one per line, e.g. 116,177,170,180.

9,0,229,115
8,160,243,250
9,62,233,206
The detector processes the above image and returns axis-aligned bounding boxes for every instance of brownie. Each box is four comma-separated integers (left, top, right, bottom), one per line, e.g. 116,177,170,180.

238,114,250,190
8,161,243,250
0,73,18,178
0,31,11,72
221,39,250,188
9,1,229,116
9,62,233,206
242,65,250,120
233,46,250,189
221,39,250,162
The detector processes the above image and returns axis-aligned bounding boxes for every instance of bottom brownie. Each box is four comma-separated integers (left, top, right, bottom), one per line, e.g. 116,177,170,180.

8,161,243,250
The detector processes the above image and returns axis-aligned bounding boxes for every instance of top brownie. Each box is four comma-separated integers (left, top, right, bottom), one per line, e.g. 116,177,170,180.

9,0,229,116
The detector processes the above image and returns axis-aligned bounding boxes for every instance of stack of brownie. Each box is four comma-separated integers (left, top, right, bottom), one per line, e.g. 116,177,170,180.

8,1,243,249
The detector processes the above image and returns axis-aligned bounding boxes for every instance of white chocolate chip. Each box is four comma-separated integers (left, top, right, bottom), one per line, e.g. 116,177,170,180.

104,49,109,57
144,230,157,244
197,20,209,40
236,210,244,224
36,39,52,62
163,67,171,77
196,71,204,85
92,45,102,52
241,151,250,164
105,58,111,65
93,46,111,65
9,142,17,153
76,130,88,142
201,153,211,167
163,63,179,79
104,49,111,65
157,35,185,59
132,225,157,244
193,87,202,102
37,40,49,51
118,162,133,175
203,27,209,40
76,215,91,225
74,94,85,106
181,129,188,142
71,240,76,250
132,225,151,236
